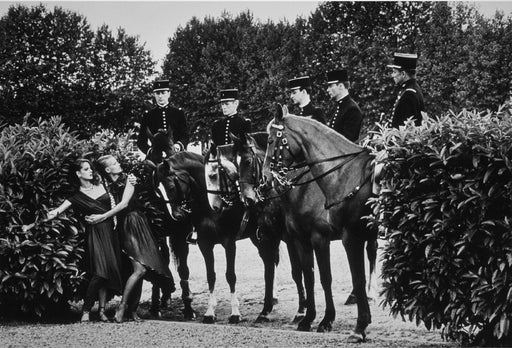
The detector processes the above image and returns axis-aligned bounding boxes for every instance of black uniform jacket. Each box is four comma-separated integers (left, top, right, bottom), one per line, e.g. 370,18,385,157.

391,78,425,128
137,104,189,154
327,95,363,142
296,102,326,124
211,114,252,146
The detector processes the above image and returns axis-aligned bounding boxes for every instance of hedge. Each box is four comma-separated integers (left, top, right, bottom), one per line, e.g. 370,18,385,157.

368,107,512,346
0,117,154,318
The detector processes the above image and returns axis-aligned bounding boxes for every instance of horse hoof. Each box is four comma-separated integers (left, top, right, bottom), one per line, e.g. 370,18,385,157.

229,315,240,324
149,307,162,318
347,331,366,343
203,315,215,324
255,314,270,323
297,322,311,332
345,293,357,305
183,309,196,321
317,322,333,333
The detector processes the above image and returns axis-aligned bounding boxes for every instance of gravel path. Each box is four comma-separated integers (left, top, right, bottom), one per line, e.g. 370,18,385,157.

1,240,459,347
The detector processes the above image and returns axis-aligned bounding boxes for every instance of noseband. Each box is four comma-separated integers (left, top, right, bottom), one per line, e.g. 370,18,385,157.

153,168,193,215
206,156,240,207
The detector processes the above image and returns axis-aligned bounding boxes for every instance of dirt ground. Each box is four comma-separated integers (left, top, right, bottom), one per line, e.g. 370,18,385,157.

1,239,460,347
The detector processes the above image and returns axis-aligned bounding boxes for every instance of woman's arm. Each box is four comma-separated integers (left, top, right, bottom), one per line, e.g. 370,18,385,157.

85,177,135,224
47,200,72,221
23,199,72,231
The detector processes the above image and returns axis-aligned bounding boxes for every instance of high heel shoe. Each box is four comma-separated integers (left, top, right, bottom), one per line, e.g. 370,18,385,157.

80,311,90,323
130,311,142,322
114,303,127,323
98,307,109,322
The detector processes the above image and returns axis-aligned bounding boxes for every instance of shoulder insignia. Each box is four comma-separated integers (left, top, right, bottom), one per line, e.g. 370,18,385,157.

405,88,417,93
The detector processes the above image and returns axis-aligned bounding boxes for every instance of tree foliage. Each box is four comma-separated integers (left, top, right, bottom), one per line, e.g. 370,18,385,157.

0,4,156,137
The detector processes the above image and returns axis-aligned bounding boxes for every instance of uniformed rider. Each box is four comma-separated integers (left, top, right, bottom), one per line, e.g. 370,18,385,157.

137,79,189,154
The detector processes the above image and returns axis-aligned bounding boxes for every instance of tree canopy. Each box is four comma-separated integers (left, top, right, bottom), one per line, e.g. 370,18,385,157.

0,4,156,137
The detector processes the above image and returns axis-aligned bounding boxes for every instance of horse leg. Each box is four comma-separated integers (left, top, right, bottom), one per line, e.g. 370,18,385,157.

286,242,306,323
150,235,171,316
199,241,217,324
253,234,280,323
170,225,196,320
224,240,241,324
314,239,335,333
343,235,371,343
366,238,378,302
294,240,316,332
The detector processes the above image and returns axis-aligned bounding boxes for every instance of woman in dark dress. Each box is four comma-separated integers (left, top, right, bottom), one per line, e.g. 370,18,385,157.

45,159,124,322
89,154,173,323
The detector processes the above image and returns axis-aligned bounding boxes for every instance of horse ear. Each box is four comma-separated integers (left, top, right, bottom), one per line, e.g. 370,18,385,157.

161,158,171,173
146,127,154,141
246,133,256,147
273,102,284,121
281,104,289,118
210,144,218,158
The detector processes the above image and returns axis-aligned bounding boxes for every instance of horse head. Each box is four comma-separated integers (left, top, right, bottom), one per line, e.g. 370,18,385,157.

234,131,267,207
260,104,306,194
147,128,175,164
205,145,240,213
154,154,197,221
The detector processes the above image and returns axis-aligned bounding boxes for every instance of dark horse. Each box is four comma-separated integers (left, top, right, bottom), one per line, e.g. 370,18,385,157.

143,129,195,319
260,106,378,342
207,142,306,322
232,130,377,333
153,149,281,322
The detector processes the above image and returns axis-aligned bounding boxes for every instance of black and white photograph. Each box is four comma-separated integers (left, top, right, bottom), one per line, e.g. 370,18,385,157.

1,1,512,347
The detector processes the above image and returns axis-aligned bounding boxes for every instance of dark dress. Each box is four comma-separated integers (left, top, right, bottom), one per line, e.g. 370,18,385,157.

67,192,123,294
109,176,173,280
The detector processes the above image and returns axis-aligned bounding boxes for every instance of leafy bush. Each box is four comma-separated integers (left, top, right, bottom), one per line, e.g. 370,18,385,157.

368,107,512,345
0,117,158,319
0,117,88,317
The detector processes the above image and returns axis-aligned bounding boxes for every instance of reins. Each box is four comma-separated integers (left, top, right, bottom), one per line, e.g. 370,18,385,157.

264,122,374,204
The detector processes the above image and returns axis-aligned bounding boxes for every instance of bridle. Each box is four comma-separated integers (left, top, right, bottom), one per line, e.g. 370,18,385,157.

262,122,373,206
152,165,193,219
206,155,240,208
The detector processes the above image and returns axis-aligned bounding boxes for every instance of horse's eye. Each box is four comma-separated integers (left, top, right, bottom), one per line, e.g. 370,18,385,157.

268,139,274,145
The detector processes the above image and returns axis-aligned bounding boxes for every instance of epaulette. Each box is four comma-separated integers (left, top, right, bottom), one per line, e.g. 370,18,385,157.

405,88,417,93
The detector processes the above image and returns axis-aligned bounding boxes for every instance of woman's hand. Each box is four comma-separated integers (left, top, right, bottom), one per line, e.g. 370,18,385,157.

85,214,106,225
46,210,59,221
127,173,138,186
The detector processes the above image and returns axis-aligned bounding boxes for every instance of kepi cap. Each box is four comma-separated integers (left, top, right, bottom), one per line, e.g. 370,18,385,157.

387,53,418,70
153,79,170,91
326,69,348,84
220,89,238,102
288,76,310,90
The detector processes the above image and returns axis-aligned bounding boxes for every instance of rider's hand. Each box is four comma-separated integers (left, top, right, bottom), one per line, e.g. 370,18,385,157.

173,144,182,152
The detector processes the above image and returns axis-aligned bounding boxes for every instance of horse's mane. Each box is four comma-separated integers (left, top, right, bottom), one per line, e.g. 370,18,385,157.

248,132,268,150
283,115,364,153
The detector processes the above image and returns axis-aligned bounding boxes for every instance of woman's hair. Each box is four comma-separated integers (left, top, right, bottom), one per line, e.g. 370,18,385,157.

68,158,99,190
96,154,115,181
